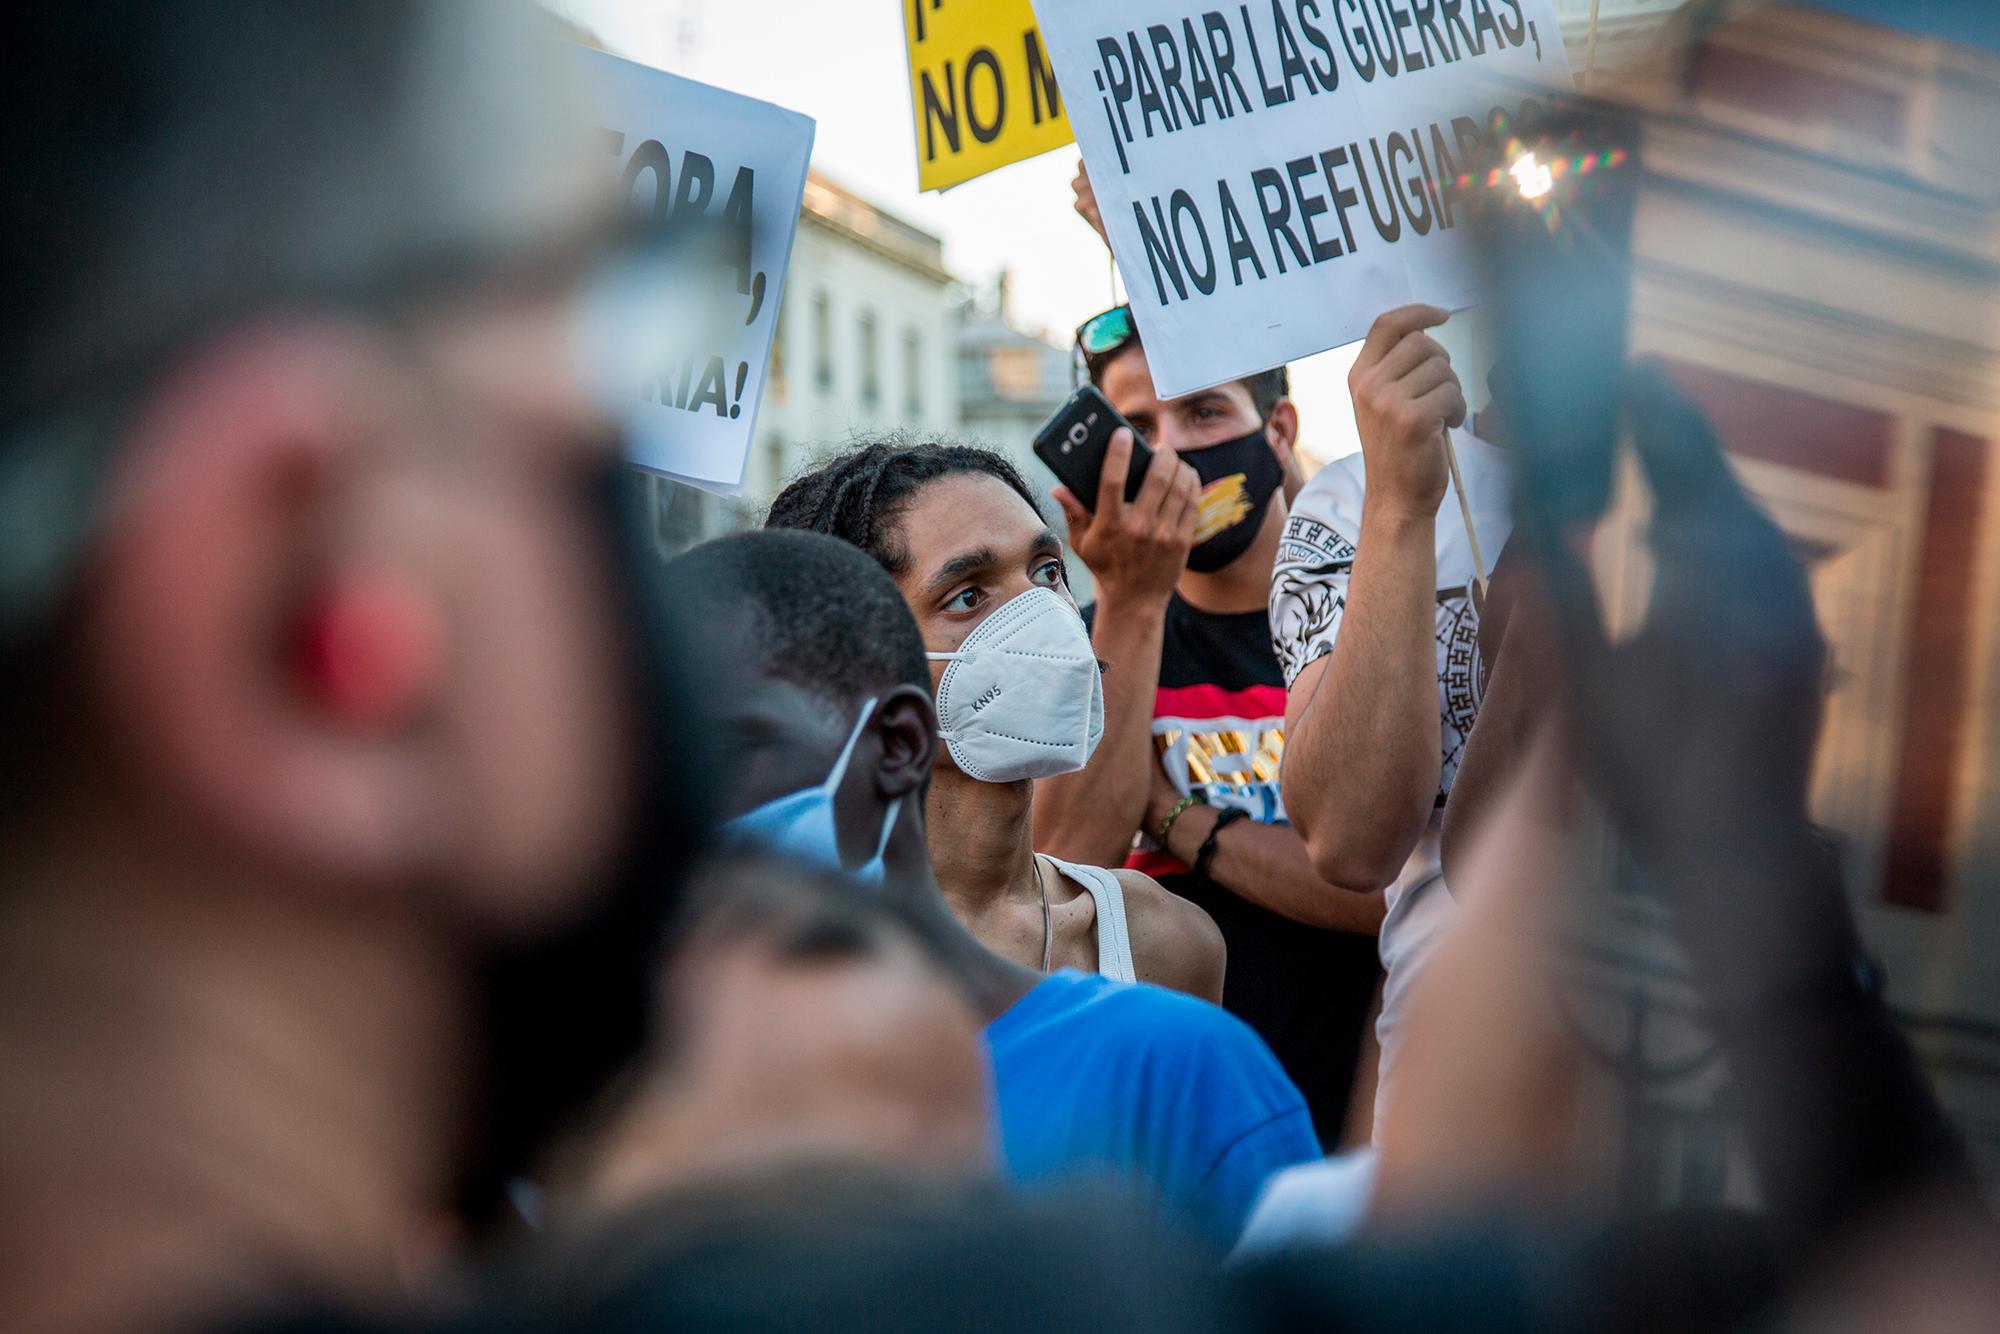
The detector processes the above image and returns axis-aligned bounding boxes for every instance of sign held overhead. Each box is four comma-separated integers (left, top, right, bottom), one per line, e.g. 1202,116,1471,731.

1031,0,1573,397
905,0,1075,191
577,46,814,495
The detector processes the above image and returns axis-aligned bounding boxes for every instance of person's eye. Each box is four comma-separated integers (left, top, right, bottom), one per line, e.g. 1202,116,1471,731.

1033,558,1066,587
944,586,985,613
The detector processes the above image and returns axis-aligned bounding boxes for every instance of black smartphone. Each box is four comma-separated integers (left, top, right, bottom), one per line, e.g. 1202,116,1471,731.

1467,95,1641,529
1033,384,1155,509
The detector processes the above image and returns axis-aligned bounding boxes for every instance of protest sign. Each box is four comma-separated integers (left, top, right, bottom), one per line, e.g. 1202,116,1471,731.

905,0,1074,191
577,46,814,495
1030,1,1572,397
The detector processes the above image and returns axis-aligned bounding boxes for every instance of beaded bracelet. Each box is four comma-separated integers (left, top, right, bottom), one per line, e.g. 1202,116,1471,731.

1156,794,1203,847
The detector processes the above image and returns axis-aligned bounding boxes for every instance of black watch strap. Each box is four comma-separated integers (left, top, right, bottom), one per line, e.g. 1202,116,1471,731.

1193,808,1250,881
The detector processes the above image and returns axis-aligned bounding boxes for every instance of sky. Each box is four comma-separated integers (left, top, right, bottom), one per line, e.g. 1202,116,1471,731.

550,0,1377,464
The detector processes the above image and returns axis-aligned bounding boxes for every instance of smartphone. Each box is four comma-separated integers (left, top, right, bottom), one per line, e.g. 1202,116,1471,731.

1467,95,1641,529
1033,384,1156,509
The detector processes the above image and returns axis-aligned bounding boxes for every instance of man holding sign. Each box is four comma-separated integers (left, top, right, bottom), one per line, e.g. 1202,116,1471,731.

1270,308,1513,1139
1036,0,1549,1143
1038,173,1408,1148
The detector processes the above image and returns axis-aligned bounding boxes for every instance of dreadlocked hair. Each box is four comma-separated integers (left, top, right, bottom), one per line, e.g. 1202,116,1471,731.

764,434,1045,577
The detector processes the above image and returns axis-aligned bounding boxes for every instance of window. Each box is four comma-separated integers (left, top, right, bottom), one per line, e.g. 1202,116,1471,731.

812,290,832,391
768,303,788,403
766,432,786,493
859,310,880,408
903,328,922,419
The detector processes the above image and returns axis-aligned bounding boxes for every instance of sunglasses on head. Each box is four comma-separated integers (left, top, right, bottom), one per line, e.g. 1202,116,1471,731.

1073,304,1291,402
1074,304,1138,374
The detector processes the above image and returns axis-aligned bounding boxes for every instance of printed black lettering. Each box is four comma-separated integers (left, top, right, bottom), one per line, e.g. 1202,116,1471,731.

1440,0,1479,58
1317,147,1362,252
1337,0,1376,82
1362,0,1401,77
1269,0,1316,101
1184,17,1229,120
1470,0,1501,53
1251,166,1311,272
621,138,672,216
1385,0,1425,72
1218,178,1268,283
1026,29,1063,124
689,356,728,416
671,150,715,218
1412,125,1444,228
1149,24,1199,128
1286,154,1340,261
1128,30,1173,137
1134,196,1188,303
719,166,756,292
1171,189,1218,294
1203,11,1254,115
1357,137,1402,242
921,66,960,160
1240,4,1290,107
1296,1,1340,91
1387,132,1432,235
1096,38,1136,143
964,48,1006,143
1411,0,1452,65
1427,121,1461,227
1497,0,1525,44
1452,114,1487,165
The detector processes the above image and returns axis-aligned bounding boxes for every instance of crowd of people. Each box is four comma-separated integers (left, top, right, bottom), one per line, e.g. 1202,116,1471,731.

2,4,1996,1333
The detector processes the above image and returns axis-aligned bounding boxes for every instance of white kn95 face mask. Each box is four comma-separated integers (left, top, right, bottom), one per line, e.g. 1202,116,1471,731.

925,586,1104,783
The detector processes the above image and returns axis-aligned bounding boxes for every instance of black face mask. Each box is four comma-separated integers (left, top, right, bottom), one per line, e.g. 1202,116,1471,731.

1182,426,1284,573
457,462,713,1226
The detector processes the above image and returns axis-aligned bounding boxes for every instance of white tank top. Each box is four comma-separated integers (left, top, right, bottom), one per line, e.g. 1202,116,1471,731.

1035,854,1137,984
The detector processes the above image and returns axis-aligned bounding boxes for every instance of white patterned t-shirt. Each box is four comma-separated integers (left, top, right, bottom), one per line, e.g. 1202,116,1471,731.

1267,429,1513,803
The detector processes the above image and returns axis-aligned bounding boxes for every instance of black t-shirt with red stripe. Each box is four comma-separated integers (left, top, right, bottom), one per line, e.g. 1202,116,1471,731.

1087,595,1380,1147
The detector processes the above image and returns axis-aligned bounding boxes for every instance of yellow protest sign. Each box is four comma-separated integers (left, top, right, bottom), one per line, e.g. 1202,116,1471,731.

904,0,1073,191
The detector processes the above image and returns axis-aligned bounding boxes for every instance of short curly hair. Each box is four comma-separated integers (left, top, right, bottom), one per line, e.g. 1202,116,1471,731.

764,434,1044,578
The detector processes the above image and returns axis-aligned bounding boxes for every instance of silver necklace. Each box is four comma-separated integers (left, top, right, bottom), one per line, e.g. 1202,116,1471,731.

1032,855,1054,972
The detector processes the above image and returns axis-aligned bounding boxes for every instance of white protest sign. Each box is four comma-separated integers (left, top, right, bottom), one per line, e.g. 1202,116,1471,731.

577,47,814,495
1031,2,1571,397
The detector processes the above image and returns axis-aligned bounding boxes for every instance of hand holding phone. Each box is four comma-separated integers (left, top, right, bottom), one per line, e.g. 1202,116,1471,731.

1032,385,1199,606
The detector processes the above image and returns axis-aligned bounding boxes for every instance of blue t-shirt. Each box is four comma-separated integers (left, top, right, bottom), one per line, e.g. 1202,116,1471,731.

984,969,1319,1243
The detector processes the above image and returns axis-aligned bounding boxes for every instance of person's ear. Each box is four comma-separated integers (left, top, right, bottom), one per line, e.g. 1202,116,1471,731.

873,684,939,801
1264,397,1300,462
88,322,448,887
1265,398,1304,499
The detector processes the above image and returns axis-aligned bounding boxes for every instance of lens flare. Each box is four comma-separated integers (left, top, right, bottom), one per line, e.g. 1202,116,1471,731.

1510,152,1554,199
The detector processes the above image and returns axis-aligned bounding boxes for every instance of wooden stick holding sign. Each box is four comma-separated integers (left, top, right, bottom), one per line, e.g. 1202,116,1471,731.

1444,433,1490,604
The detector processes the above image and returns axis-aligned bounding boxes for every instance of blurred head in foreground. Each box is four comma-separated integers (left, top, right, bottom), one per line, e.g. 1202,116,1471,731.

0,3,707,1330
582,854,992,1213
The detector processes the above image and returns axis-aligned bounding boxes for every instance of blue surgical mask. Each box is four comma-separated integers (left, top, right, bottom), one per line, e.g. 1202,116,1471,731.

720,697,901,886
